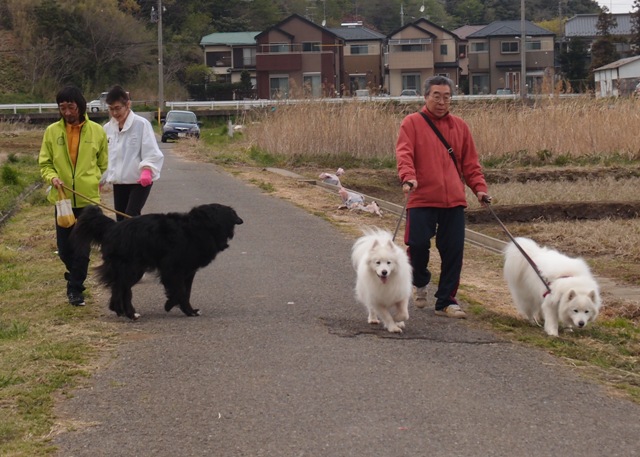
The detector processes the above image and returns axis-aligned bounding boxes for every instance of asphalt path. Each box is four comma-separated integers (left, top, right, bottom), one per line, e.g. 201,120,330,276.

54,144,640,457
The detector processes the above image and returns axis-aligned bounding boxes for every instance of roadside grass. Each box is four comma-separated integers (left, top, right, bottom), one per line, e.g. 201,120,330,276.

0,187,118,455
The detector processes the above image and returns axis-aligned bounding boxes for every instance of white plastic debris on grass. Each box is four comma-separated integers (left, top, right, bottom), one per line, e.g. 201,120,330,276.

318,167,344,186
338,187,382,216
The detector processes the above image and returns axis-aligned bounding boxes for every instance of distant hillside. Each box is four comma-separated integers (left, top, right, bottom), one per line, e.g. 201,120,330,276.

0,30,26,96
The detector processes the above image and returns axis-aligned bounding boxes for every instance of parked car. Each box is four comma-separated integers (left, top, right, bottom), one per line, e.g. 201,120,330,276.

496,88,513,95
161,110,201,143
354,89,370,99
88,99,105,112
400,89,420,97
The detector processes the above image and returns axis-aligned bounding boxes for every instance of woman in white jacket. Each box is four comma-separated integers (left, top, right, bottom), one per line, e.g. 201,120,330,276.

103,85,164,221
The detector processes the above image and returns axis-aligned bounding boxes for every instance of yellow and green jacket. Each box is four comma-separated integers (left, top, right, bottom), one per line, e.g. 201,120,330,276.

39,114,108,208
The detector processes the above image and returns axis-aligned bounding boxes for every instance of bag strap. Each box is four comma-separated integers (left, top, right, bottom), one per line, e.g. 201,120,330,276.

57,186,67,200
419,112,463,182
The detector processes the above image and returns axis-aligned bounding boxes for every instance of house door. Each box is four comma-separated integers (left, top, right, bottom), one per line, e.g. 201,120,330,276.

506,72,520,93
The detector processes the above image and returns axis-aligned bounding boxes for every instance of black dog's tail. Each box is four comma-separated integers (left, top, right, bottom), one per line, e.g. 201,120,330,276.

71,205,116,250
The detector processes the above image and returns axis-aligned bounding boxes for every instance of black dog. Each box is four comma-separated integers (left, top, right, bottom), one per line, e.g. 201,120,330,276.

72,204,243,320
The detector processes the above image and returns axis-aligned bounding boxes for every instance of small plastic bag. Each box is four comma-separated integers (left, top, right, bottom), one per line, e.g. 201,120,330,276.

55,188,76,228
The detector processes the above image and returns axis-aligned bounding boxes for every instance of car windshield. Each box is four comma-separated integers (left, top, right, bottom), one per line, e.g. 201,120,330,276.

167,112,197,123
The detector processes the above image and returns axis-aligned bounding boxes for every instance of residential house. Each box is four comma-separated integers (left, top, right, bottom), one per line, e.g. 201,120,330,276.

254,13,344,99
452,24,486,94
467,20,555,95
327,22,386,95
199,31,259,88
386,18,461,96
564,14,634,58
593,55,640,97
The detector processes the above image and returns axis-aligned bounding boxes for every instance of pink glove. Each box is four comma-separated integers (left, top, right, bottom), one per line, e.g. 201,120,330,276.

137,168,153,187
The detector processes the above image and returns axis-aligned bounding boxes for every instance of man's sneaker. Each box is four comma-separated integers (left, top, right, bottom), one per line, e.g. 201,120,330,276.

413,286,428,309
435,304,466,319
68,292,86,307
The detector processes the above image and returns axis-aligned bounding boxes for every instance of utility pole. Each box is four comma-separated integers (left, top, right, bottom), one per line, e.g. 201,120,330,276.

157,0,164,122
520,0,527,100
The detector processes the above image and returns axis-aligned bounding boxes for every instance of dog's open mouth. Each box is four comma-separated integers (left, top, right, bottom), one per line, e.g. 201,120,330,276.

379,275,388,284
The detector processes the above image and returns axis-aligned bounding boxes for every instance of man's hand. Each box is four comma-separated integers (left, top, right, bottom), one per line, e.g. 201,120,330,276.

402,180,417,194
477,191,492,207
51,177,63,189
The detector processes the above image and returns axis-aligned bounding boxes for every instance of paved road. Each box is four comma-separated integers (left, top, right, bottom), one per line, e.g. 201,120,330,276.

54,145,640,457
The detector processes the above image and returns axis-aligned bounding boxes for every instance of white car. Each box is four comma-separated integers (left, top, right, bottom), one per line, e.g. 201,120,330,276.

88,99,105,112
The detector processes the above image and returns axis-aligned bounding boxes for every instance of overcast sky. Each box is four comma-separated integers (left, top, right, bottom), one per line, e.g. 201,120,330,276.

596,0,635,13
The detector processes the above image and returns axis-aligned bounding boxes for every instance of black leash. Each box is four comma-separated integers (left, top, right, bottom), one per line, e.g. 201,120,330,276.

482,196,552,295
392,182,413,242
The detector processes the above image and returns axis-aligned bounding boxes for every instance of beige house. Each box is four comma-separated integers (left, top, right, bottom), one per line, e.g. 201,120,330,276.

199,31,259,86
466,20,555,95
386,18,461,96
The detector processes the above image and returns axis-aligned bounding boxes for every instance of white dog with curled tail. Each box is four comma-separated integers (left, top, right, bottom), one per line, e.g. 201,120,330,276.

351,228,413,333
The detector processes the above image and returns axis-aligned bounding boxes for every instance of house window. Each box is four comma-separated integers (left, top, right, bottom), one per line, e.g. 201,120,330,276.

302,42,321,52
470,42,487,52
436,72,450,79
458,44,467,58
501,41,519,54
206,51,231,67
351,44,369,55
401,44,423,52
303,73,322,98
471,74,490,95
270,75,289,99
269,43,290,53
243,48,256,66
402,73,421,92
440,44,448,55
526,41,542,51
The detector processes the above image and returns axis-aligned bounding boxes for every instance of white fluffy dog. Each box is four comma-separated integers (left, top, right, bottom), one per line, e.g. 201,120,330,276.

351,228,413,333
504,237,602,337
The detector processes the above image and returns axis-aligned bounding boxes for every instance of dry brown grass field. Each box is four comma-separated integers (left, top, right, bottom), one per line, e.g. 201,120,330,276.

224,98,640,288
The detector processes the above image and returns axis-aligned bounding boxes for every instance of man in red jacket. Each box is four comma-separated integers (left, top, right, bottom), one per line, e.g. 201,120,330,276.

396,76,491,318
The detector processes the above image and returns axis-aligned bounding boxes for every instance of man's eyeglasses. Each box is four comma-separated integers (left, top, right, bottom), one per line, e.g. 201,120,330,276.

429,94,452,104
108,104,127,113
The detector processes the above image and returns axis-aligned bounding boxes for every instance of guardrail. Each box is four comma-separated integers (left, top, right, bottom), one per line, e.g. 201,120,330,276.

0,103,59,113
0,93,590,114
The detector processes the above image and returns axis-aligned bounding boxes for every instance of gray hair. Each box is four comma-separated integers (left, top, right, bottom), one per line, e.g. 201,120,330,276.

424,76,454,96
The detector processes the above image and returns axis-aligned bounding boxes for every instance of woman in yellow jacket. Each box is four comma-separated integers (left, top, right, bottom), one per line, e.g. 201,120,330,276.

39,86,109,306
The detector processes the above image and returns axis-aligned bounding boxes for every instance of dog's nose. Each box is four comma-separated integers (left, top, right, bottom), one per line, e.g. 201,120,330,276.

381,270,388,277
578,321,585,327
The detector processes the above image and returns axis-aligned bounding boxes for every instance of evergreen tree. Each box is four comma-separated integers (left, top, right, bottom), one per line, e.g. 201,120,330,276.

558,37,590,91
590,7,619,71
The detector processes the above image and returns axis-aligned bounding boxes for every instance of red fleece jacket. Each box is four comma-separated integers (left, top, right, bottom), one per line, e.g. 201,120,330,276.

396,107,488,209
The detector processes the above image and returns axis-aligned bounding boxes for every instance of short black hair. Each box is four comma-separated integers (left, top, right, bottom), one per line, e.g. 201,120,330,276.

56,86,87,118
105,85,130,105
424,76,454,96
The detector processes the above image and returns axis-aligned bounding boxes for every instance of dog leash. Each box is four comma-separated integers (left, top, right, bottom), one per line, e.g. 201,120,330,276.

481,196,551,295
61,184,132,219
392,182,413,242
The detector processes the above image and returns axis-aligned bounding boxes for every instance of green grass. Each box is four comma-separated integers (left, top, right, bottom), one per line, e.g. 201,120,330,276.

0,193,118,456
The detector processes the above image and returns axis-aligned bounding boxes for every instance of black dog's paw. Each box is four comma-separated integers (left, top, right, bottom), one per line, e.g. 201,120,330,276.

164,300,177,312
193,309,201,316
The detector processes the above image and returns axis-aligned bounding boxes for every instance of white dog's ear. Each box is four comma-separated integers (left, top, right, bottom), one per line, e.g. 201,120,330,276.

371,240,379,249
589,290,597,302
567,290,576,301
386,240,395,250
